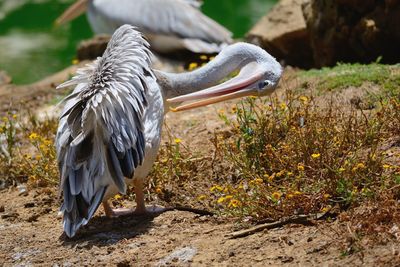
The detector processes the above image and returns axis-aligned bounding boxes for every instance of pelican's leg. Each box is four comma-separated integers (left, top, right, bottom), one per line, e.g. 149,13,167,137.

132,178,147,214
102,179,165,218
132,178,166,214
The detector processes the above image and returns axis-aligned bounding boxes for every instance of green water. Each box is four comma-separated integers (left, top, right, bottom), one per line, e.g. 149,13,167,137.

0,0,276,84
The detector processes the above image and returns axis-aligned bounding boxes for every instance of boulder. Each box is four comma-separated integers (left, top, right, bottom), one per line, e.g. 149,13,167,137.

0,70,11,86
246,0,313,68
302,0,400,67
76,35,111,61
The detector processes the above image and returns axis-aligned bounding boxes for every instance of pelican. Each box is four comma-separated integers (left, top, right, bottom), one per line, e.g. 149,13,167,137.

56,0,233,54
56,25,282,237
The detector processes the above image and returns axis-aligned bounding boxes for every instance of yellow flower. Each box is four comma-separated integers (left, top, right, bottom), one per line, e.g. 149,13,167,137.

72,59,79,65
276,170,285,178
321,206,330,213
254,178,263,184
29,132,39,141
383,164,391,169
311,153,321,159
155,187,162,194
188,62,198,71
280,103,287,110
323,193,331,199
199,55,208,60
294,191,302,195
287,172,293,176
12,114,17,119
268,173,276,182
197,195,206,201
174,138,182,144
114,194,122,200
287,194,294,199
299,96,308,103
228,199,241,208
356,163,365,169
217,196,226,204
297,164,305,171
208,56,215,61
272,191,282,200
43,139,52,146
2,116,8,122
225,195,233,200
338,167,345,172
210,185,223,192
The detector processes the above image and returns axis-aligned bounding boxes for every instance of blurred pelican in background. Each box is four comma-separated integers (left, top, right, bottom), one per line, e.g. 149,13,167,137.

56,0,233,54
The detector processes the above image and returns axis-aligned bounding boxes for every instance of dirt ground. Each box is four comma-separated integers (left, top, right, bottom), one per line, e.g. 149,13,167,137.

0,67,399,266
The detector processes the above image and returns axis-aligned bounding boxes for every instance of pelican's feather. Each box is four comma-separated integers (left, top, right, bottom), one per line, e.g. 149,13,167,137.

56,25,153,238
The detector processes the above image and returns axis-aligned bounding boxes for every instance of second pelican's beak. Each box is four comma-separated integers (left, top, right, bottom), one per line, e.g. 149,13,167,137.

56,0,88,25
167,63,268,112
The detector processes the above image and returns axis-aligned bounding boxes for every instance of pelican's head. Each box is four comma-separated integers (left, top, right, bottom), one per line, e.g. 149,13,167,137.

56,0,89,25
166,43,282,112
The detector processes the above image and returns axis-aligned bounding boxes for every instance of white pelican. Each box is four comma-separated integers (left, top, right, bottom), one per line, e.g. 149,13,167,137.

56,25,282,237
56,0,233,54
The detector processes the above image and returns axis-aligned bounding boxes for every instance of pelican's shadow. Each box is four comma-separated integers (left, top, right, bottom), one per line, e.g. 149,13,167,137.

59,211,162,248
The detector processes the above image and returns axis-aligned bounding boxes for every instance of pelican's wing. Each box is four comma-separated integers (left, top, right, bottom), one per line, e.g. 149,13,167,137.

184,0,202,8
91,0,232,44
56,25,153,237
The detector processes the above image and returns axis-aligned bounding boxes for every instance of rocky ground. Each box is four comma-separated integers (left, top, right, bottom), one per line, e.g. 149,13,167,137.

1,187,399,266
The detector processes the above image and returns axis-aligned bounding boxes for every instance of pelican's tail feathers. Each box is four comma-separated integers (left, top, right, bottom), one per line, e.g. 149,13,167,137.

56,25,151,237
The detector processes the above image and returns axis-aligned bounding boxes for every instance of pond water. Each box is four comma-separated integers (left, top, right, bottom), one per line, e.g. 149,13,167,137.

0,0,277,84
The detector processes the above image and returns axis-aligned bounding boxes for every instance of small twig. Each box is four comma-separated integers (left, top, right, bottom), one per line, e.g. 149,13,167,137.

165,206,214,216
227,213,327,239
388,184,400,192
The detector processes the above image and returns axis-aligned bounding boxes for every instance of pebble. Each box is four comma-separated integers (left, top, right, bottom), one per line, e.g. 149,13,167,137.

17,185,28,196
157,246,198,266
1,212,19,219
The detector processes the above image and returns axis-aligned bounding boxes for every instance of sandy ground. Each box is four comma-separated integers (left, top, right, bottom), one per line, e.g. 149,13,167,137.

1,188,399,266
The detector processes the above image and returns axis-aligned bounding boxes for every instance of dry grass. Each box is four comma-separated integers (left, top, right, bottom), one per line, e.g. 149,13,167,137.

0,112,58,188
209,93,399,221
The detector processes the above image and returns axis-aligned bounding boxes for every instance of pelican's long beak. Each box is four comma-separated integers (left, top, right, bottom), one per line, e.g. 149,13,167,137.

167,63,265,112
55,0,88,25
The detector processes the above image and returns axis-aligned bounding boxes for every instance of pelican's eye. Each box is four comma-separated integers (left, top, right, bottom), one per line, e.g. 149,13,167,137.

258,80,271,90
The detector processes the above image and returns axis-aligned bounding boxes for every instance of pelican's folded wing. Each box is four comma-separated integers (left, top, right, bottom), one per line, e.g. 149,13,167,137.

56,25,153,237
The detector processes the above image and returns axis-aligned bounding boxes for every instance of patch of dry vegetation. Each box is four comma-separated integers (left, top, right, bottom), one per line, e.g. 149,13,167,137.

211,93,399,220
0,112,58,188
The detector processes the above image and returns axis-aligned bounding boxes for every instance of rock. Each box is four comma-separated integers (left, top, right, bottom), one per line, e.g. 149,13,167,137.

247,0,313,68
17,184,28,196
157,246,198,266
24,202,35,208
302,0,400,67
26,214,40,222
1,212,19,219
76,35,111,61
0,70,12,86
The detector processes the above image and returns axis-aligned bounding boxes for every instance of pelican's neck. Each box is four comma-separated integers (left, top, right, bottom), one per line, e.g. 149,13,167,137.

155,43,270,100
